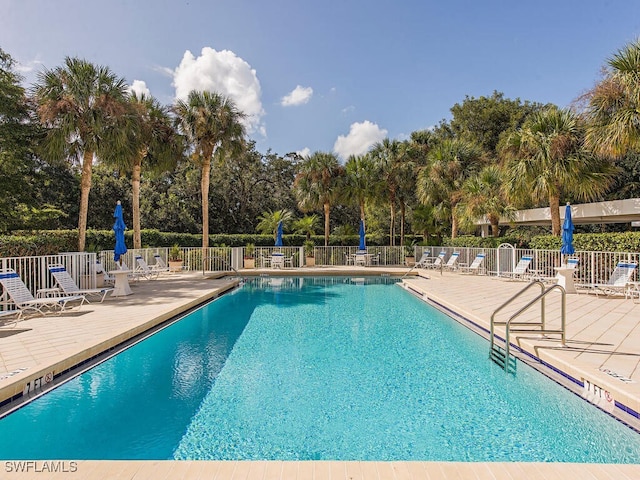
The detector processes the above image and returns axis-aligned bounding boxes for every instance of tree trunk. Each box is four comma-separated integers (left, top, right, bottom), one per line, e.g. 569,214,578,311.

77,150,93,252
323,202,330,246
389,198,396,246
132,154,143,249
360,201,365,224
488,214,500,237
399,202,406,247
201,158,211,250
451,213,458,239
549,193,561,236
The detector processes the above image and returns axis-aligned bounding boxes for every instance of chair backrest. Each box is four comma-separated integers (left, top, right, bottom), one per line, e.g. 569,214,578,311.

48,264,80,293
469,253,485,269
135,255,151,271
153,254,168,269
433,251,446,266
0,269,36,304
514,255,533,273
445,252,460,267
416,252,430,263
608,262,637,286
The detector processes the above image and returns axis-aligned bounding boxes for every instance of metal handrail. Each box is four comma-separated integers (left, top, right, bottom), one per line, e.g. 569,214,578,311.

490,281,566,371
490,281,545,352
202,256,239,277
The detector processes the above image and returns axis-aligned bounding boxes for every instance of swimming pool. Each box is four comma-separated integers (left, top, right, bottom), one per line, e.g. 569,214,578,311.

0,276,639,461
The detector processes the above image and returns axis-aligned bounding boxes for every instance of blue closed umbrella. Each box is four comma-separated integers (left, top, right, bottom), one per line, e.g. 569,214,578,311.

358,219,366,251
113,201,127,264
275,220,283,247
560,203,575,264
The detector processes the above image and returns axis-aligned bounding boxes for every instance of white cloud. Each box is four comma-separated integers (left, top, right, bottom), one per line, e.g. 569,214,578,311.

172,47,265,135
297,147,311,158
333,121,388,159
341,105,355,115
128,80,151,97
281,85,313,107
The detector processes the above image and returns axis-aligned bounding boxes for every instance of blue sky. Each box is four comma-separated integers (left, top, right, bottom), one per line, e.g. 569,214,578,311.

2,0,640,160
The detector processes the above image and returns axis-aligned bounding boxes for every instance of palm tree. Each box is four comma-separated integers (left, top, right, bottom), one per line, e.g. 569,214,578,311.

256,209,293,242
174,91,245,249
585,39,640,157
416,139,483,239
294,152,343,246
343,154,379,223
502,107,617,235
33,57,131,251
292,215,320,241
369,139,414,246
124,93,182,249
455,165,514,237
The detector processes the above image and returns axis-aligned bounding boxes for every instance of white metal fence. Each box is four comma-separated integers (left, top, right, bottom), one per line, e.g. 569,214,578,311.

1,245,637,312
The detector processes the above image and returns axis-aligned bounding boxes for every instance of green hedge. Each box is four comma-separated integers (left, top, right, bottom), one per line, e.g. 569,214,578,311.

529,232,640,252
5,230,637,257
0,230,424,256
445,232,640,253
443,235,530,249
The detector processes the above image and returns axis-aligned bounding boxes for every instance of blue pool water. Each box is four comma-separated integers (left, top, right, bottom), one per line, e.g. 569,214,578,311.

1,276,639,461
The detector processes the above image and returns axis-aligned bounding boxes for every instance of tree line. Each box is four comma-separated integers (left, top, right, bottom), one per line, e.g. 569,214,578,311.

1,40,640,251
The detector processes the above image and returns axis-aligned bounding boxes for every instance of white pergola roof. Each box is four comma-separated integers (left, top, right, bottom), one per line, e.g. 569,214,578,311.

477,198,640,226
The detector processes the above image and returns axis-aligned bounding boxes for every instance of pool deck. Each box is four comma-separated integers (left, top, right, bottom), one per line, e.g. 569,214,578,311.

1,267,640,479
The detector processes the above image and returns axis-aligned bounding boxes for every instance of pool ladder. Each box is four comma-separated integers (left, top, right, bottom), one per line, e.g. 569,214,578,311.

203,256,245,284
489,281,566,373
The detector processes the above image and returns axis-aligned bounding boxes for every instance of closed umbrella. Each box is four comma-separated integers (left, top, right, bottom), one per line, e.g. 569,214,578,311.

358,219,366,251
560,203,575,265
113,201,127,265
275,220,283,247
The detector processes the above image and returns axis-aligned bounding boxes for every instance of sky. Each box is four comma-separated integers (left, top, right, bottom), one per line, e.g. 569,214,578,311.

2,0,640,161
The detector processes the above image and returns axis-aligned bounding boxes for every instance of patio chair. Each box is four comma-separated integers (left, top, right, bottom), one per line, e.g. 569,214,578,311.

0,309,22,325
284,253,296,268
502,255,534,280
443,252,460,271
152,254,170,272
459,253,485,274
0,268,85,317
260,255,272,268
426,251,447,269
578,261,637,297
117,260,144,282
416,251,446,269
95,260,115,286
47,264,113,303
345,253,354,266
134,256,160,280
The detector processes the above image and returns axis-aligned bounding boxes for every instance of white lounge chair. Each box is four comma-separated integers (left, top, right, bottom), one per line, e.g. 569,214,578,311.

459,253,486,274
47,264,113,303
416,251,446,269
0,309,22,325
579,261,637,296
443,252,460,271
152,254,170,272
502,255,534,280
134,256,160,280
94,260,115,286
0,269,85,317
